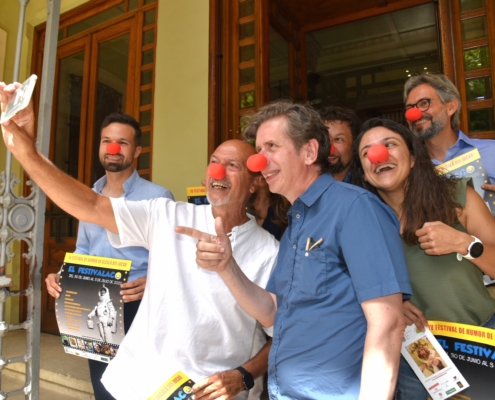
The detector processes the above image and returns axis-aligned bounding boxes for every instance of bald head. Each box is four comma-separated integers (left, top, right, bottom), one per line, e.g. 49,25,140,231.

206,139,260,210
215,139,256,165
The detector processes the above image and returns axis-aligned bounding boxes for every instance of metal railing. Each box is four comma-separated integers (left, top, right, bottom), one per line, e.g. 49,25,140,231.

0,1,61,398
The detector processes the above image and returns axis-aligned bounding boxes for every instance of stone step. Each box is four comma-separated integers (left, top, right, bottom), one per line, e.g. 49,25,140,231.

2,330,94,399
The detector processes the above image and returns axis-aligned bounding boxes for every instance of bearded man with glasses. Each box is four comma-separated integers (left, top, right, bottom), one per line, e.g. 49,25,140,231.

404,73,495,193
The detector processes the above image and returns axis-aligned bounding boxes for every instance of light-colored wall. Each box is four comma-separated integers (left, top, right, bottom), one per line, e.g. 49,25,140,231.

153,0,209,201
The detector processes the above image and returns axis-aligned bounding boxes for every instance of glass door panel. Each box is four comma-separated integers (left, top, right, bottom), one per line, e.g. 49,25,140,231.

42,37,89,334
269,26,290,100
90,32,131,183
49,39,90,241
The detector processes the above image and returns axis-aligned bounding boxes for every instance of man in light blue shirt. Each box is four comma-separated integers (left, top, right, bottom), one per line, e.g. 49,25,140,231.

404,73,495,191
45,112,173,400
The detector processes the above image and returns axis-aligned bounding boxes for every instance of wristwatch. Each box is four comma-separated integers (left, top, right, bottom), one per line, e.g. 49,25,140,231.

235,366,254,390
457,236,484,261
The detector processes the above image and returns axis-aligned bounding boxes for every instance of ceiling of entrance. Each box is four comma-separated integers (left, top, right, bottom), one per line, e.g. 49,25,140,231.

273,0,420,28
306,3,438,77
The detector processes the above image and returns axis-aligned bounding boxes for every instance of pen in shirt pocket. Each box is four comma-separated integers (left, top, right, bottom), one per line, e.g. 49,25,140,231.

305,237,323,251
309,238,323,250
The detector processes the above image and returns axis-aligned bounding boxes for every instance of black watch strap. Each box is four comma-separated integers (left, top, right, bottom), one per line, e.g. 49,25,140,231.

235,366,254,390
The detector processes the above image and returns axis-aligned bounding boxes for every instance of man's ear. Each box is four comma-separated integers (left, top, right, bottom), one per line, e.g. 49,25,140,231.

304,139,319,165
446,98,458,118
250,174,262,194
134,146,142,159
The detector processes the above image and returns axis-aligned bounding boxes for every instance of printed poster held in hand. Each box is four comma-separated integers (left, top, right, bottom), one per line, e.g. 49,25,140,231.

56,252,131,363
435,149,495,216
429,321,495,399
401,324,469,399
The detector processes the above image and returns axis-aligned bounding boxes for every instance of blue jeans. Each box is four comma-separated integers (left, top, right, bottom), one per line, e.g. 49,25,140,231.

394,354,428,400
394,314,495,400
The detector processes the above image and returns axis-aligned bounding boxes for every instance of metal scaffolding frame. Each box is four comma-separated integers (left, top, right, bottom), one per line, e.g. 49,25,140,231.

0,0,61,398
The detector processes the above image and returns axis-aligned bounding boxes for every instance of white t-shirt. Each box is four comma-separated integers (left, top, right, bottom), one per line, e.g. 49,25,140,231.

101,198,279,400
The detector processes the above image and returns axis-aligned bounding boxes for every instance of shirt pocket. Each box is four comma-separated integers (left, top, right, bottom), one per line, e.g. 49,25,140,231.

293,247,327,299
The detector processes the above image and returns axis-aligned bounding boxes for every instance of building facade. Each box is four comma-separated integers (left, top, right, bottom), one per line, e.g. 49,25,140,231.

1,0,494,331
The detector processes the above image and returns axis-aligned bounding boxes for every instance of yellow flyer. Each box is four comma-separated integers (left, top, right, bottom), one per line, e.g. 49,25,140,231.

148,371,195,400
186,186,209,205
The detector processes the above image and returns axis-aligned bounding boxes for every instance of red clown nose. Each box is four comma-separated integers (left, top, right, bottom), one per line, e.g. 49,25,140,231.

106,142,121,155
367,144,389,164
247,154,268,172
405,108,422,122
207,163,226,180
330,143,336,155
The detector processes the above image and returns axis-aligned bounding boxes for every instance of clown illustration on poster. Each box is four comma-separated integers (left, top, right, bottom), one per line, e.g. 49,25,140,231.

56,252,131,363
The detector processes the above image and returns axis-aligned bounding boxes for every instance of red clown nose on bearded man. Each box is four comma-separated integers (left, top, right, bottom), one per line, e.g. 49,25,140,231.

106,142,121,155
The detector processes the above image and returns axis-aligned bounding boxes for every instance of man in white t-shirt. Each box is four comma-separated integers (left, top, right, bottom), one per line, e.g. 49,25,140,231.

0,83,278,400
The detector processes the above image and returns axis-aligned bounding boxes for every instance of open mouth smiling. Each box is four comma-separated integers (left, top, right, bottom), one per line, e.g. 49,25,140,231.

413,118,430,127
375,163,396,173
211,181,230,189
264,171,279,179
106,156,122,162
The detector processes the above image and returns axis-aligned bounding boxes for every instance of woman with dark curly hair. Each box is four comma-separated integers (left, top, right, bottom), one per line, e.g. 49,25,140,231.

352,118,495,399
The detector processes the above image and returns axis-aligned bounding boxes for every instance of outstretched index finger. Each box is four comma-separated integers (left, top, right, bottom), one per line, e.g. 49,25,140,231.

175,225,212,242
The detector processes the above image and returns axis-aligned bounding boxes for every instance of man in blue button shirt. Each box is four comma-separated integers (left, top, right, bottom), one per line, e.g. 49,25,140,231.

44,113,174,400
178,101,412,399
404,73,495,193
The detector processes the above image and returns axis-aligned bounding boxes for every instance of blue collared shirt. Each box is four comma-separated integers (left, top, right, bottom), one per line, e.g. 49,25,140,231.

431,130,495,183
266,174,411,399
74,169,174,281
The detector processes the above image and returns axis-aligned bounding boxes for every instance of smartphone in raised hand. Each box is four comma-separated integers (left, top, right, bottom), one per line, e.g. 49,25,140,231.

0,74,37,124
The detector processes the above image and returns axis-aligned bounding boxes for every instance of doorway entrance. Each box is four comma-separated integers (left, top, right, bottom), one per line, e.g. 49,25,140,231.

40,21,134,335
210,0,445,151
302,3,441,123
31,0,158,334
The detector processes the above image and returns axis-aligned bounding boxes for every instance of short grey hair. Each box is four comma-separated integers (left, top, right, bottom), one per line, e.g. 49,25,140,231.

243,100,331,175
403,73,461,128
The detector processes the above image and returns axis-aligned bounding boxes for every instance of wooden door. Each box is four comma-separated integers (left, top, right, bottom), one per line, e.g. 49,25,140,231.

41,19,136,334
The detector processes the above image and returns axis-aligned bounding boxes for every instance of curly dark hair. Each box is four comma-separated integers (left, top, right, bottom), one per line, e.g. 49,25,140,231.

318,106,361,140
351,118,460,245
243,100,331,175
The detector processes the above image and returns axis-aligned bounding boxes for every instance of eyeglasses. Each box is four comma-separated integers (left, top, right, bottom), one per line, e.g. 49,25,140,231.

404,98,434,113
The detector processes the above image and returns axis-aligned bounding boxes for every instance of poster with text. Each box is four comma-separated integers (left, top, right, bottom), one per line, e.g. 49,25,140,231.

435,148,495,216
401,324,469,399
56,252,131,363
187,186,209,205
430,320,495,399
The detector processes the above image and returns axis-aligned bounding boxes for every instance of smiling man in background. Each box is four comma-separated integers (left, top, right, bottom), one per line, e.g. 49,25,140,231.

319,106,361,182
